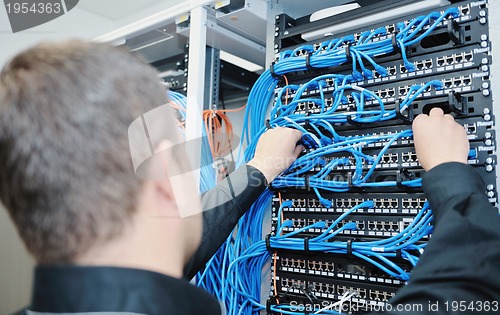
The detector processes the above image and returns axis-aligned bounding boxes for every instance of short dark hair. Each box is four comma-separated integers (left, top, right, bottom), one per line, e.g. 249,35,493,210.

0,40,168,263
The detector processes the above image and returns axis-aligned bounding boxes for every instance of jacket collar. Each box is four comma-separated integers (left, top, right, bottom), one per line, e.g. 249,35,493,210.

29,265,221,315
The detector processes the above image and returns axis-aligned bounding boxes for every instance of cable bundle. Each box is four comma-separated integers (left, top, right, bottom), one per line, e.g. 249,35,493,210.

272,129,421,206
224,200,432,314
241,7,459,152
202,105,246,180
168,91,216,192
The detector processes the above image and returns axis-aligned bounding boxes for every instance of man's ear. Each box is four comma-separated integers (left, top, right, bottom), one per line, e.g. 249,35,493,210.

146,139,202,218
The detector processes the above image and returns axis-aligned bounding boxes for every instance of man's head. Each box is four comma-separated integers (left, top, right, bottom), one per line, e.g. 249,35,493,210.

0,40,202,271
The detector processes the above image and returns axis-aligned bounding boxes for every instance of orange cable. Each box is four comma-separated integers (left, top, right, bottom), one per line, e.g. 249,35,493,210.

202,108,237,162
218,104,247,113
283,75,290,106
273,250,279,303
273,192,284,306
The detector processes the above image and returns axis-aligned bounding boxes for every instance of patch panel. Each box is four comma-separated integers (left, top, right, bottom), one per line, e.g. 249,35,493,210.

278,213,424,239
275,1,488,55
337,116,494,143
280,26,491,99
293,90,490,126
275,253,412,287
278,28,489,99
286,49,490,107
280,278,308,294
313,142,494,171
296,141,493,186
436,51,474,68
401,201,426,213
275,164,497,195
288,70,491,127
326,6,479,51
400,58,434,74
308,281,336,295
274,273,400,305
387,69,485,99
274,192,432,215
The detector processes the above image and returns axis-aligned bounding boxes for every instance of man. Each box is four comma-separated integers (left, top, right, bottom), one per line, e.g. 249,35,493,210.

0,40,302,315
1,40,499,315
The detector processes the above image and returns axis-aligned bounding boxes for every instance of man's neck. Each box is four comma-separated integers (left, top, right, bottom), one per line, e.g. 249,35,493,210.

75,219,185,278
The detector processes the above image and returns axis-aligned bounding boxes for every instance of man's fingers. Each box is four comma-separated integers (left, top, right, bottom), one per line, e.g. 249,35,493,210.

290,128,303,142
429,107,445,117
412,113,426,129
294,144,305,157
444,114,455,122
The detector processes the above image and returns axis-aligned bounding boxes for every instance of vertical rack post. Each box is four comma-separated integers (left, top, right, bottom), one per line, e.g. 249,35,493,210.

186,6,208,190
489,0,500,209
205,47,221,109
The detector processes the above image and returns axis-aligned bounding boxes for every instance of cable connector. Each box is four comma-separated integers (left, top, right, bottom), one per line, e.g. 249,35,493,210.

346,239,356,259
395,99,414,123
352,70,363,81
320,135,333,146
305,51,315,71
305,175,311,191
396,168,415,190
405,61,416,73
281,200,293,208
363,69,374,80
318,196,332,208
304,237,310,255
265,234,273,251
447,18,463,45
265,119,272,130
347,115,365,128
345,44,353,64
375,65,388,77
448,91,467,115
269,62,284,83
391,34,401,54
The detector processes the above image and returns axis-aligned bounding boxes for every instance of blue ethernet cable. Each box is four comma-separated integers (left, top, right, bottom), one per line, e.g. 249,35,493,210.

224,201,433,314
168,91,216,192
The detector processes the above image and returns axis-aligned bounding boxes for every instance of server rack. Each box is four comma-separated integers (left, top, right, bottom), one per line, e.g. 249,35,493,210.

266,1,496,313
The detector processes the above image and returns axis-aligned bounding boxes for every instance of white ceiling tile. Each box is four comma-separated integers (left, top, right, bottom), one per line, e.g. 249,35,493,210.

78,0,164,20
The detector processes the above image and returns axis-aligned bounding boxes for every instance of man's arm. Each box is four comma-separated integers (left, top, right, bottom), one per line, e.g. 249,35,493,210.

380,108,500,313
183,164,267,279
386,162,500,313
183,127,303,279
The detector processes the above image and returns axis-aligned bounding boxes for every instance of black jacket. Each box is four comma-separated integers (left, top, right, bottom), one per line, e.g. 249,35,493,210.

15,163,500,315
374,162,500,314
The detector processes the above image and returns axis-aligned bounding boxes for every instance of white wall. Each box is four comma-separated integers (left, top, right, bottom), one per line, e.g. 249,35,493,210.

0,204,34,314
0,4,118,67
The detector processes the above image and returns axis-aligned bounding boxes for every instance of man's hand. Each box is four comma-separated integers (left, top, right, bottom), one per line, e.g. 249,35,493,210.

248,127,304,183
412,107,469,171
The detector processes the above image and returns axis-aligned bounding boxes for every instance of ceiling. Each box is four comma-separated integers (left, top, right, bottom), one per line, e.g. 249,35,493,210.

78,0,165,20
276,0,357,18
0,0,200,66
0,0,367,67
